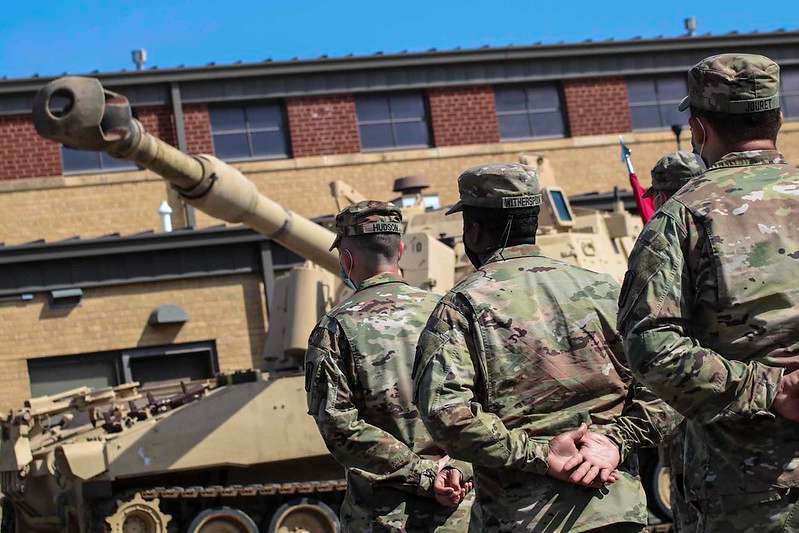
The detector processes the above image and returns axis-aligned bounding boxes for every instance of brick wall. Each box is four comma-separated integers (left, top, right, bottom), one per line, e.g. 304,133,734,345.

137,106,177,146
0,114,61,180
285,95,361,157
428,86,500,146
0,274,267,410
184,104,214,154
563,77,632,136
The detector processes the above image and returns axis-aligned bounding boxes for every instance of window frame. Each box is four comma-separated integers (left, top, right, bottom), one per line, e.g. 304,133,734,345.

27,341,219,397
494,83,567,141
781,67,799,120
626,75,689,131
209,100,291,162
355,91,433,152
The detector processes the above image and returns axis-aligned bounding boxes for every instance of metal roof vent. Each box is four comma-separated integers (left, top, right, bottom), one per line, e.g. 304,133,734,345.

132,49,148,71
149,304,189,326
685,17,697,37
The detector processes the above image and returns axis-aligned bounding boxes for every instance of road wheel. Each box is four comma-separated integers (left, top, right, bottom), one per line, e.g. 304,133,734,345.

645,460,673,522
187,507,258,533
268,498,339,533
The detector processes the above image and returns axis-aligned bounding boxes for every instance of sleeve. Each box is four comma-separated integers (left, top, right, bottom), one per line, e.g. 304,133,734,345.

617,206,783,425
412,295,549,474
591,295,684,461
304,318,439,496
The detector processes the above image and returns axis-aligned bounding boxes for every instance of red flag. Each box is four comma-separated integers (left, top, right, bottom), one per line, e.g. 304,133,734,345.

620,137,655,224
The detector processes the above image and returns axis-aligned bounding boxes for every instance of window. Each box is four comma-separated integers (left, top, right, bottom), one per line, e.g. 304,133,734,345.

494,84,566,140
356,92,431,150
782,67,799,119
28,342,217,397
627,76,689,130
209,103,290,161
61,146,137,174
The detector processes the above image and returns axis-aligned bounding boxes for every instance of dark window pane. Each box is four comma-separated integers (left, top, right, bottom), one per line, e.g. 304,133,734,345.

129,351,213,386
498,114,532,139
356,95,391,122
251,130,289,157
784,95,799,119
213,133,251,159
659,104,688,127
29,356,118,397
359,123,394,149
532,111,566,137
782,68,799,93
630,105,662,130
62,147,100,172
495,87,526,112
390,93,425,119
527,85,560,110
100,152,136,170
656,77,688,102
393,121,430,147
247,104,283,129
627,79,657,104
210,107,246,132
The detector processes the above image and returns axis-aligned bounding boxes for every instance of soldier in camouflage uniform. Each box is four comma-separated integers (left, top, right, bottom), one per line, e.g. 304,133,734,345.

643,151,705,531
413,164,674,532
304,201,474,532
619,54,799,532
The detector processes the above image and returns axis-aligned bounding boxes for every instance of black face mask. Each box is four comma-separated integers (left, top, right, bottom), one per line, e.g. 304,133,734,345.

465,244,484,269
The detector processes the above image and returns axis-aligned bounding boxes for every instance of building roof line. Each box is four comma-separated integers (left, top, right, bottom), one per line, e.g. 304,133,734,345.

2,30,798,94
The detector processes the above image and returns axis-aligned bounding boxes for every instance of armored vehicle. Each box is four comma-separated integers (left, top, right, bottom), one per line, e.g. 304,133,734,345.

1,76,657,533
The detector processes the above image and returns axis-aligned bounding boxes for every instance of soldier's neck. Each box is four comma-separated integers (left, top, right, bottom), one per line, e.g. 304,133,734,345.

708,139,777,165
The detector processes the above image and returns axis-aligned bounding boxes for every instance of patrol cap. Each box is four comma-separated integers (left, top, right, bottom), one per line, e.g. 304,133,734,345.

644,151,705,198
678,53,781,114
329,200,403,251
445,163,541,215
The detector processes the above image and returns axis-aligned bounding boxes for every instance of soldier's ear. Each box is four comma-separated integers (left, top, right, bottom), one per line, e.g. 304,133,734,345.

397,239,406,261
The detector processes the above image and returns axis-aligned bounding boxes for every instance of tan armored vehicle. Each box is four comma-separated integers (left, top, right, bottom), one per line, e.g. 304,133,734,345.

0,76,649,533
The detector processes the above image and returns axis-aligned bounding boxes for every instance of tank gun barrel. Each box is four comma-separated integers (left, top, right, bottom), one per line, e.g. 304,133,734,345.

32,76,339,273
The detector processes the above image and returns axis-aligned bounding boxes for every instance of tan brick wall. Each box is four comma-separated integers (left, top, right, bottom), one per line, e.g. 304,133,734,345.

0,274,267,411
3,124,799,245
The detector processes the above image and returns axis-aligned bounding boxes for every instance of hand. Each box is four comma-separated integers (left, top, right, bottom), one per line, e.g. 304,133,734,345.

546,423,587,483
570,431,621,487
433,467,473,507
773,370,799,422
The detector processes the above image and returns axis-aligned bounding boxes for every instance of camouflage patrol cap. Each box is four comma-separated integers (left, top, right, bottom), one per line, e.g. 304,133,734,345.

445,163,541,215
329,200,403,251
678,53,781,114
644,151,705,198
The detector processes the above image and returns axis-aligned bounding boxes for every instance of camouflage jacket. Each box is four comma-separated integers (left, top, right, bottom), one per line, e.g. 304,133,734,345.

305,273,472,531
619,150,799,500
413,244,669,532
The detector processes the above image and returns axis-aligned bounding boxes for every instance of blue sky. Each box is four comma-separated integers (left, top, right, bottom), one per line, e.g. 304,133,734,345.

1,0,796,79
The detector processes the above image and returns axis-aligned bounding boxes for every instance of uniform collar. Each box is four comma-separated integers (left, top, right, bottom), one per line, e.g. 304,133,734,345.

482,243,543,266
708,150,787,171
356,272,407,292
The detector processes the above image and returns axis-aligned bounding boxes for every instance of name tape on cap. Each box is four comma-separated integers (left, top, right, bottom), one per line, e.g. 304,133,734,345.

501,194,542,209
357,221,402,234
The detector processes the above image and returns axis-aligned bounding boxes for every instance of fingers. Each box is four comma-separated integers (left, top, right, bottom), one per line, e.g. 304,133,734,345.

599,467,612,483
449,468,463,491
563,452,584,471
580,464,601,486
568,460,593,484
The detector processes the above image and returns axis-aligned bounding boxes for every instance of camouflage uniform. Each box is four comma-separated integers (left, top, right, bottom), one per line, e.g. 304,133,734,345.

644,152,705,531
305,201,473,532
619,55,799,532
414,165,672,533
